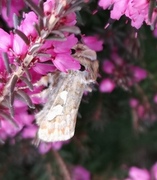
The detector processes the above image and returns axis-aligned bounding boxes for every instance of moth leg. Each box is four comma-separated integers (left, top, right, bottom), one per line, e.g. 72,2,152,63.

32,134,41,147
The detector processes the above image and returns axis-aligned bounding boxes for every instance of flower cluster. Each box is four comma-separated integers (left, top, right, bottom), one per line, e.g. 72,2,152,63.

100,51,147,93
125,162,157,180
98,0,157,29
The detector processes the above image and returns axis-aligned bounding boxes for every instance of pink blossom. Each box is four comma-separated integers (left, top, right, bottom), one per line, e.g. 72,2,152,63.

63,12,77,26
130,66,147,82
0,29,11,52
99,0,149,29
137,105,145,118
111,0,129,20
103,60,115,74
82,36,103,51
18,12,38,40
154,94,157,104
53,34,78,53
39,141,68,154
22,125,38,139
1,0,25,27
151,162,157,179
0,100,34,140
129,98,139,108
53,53,80,72
99,78,115,93
125,0,149,29
43,0,55,15
0,119,19,138
33,62,56,75
153,28,157,38
72,166,90,180
1,0,39,28
12,34,29,58
98,0,113,10
128,167,150,180
39,142,52,154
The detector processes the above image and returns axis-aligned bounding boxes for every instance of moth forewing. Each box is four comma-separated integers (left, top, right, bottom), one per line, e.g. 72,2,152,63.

35,44,98,142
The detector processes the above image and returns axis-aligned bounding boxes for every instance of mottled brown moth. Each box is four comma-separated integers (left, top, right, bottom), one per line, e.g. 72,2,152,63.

35,44,99,142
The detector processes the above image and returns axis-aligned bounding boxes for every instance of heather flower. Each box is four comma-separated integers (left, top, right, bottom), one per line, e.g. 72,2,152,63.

22,125,38,139
1,0,39,28
103,60,115,74
43,0,55,15
82,36,103,51
127,167,150,180
125,0,149,29
126,162,157,180
18,11,38,40
33,62,55,75
99,78,115,93
129,98,139,108
150,162,157,179
12,34,29,58
0,28,11,52
98,0,151,29
130,66,147,82
38,141,69,154
110,0,128,20
153,94,157,104
101,53,147,91
72,166,90,180
1,0,25,27
0,100,34,141
53,53,80,72
53,34,78,53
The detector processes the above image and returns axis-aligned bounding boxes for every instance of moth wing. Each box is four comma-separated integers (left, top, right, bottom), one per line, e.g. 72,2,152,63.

38,109,78,142
35,72,68,124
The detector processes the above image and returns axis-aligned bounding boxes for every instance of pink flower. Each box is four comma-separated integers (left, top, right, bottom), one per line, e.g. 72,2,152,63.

99,78,115,93
1,0,24,27
72,166,90,180
22,125,37,139
53,53,80,72
153,28,157,38
63,12,77,26
43,0,55,15
125,0,149,29
137,105,145,118
18,11,38,40
38,141,68,154
12,34,29,58
53,34,78,53
129,98,139,108
103,60,115,74
111,0,129,20
130,66,147,82
0,28,11,52
151,163,157,179
98,0,113,10
154,94,157,104
39,142,52,154
99,0,149,29
33,62,56,75
82,36,103,51
128,167,150,180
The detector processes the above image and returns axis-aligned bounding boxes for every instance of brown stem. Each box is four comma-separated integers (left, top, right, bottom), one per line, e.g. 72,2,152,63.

52,149,71,180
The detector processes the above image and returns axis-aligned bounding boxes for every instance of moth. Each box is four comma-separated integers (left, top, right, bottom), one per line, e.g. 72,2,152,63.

35,44,99,142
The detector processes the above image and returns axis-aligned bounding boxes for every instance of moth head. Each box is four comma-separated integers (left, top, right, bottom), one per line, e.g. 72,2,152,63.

72,43,97,61
72,44,99,81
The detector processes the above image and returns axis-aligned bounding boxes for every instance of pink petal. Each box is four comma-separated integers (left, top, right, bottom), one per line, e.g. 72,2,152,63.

54,53,80,72
99,78,115,93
